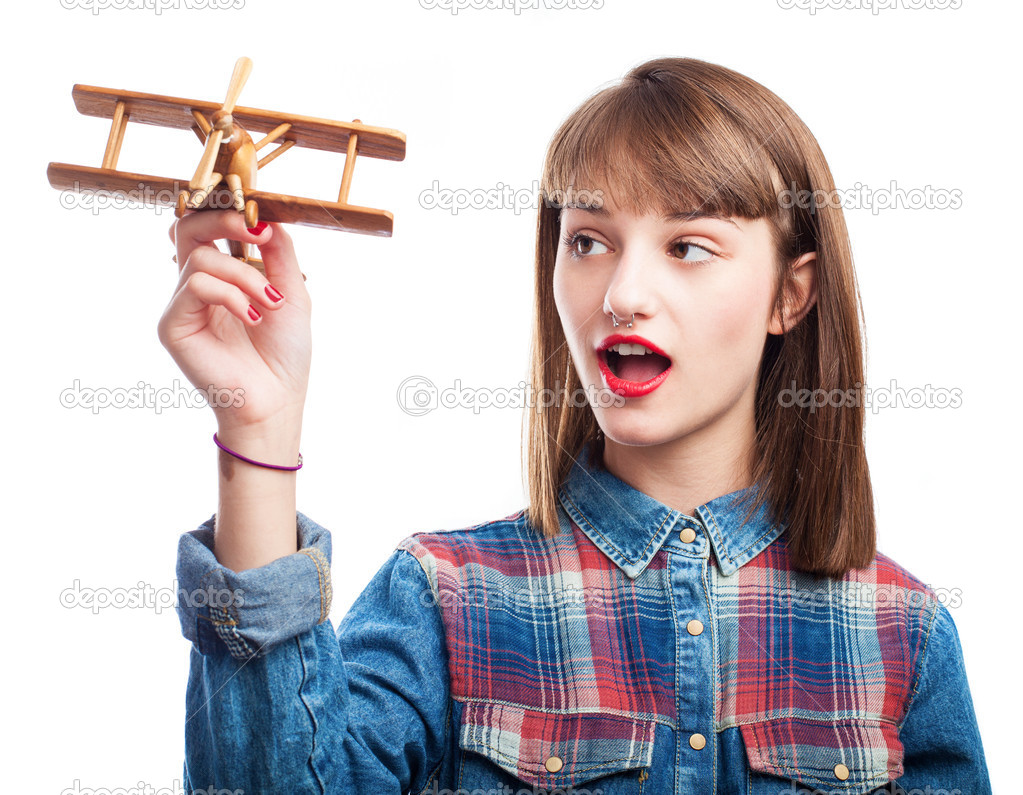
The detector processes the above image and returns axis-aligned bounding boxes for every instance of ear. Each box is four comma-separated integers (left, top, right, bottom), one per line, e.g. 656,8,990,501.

768,251,817,335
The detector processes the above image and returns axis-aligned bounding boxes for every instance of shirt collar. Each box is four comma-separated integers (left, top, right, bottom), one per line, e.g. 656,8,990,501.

556,441,785,579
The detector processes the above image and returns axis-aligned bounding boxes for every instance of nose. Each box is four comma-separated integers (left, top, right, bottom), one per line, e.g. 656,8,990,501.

602,247,658,327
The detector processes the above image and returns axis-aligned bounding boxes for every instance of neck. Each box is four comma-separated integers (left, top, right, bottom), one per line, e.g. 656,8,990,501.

600,398,757,518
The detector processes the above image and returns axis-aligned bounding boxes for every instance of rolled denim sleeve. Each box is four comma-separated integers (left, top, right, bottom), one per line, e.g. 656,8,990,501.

894,603,991,794
177,512,451,794
176,512,333,659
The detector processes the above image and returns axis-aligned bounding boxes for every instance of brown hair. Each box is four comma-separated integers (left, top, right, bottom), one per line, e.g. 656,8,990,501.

522,57,874,578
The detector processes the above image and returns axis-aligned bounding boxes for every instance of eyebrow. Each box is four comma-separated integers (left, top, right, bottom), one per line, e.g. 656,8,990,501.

561,204,740,229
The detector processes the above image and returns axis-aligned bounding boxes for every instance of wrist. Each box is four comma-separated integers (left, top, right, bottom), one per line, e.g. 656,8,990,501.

215,411,304,462
214,432,303,471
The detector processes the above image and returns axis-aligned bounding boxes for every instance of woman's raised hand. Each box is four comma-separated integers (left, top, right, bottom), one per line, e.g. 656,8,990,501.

158,210,311,447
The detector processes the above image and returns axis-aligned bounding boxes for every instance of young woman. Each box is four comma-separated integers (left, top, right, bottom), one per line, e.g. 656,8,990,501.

163,58,991,793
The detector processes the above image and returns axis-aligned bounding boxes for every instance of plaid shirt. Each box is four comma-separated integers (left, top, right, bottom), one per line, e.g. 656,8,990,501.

177,442,990,794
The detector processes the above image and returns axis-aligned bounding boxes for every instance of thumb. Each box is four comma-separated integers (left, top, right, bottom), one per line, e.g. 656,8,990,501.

254,223,307,297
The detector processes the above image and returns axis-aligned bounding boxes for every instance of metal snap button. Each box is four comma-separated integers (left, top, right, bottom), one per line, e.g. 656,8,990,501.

545,756,564,773
689,733,706,750
679,527,696,543
834,763,849,781
687,619,704,636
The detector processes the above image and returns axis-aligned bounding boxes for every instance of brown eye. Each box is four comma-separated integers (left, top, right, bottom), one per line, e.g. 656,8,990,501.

672,241,714,263
562,233,609,258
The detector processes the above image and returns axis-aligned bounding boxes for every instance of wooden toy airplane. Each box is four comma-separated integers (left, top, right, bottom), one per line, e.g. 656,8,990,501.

47,56,406,273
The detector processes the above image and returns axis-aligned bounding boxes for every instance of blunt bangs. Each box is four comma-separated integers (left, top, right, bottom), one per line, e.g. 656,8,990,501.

540,67,786,224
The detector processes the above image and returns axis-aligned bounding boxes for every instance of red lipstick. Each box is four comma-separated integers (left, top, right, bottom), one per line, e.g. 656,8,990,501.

596,334,673,398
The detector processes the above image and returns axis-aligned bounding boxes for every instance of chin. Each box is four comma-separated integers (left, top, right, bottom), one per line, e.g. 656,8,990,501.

595,411,678,448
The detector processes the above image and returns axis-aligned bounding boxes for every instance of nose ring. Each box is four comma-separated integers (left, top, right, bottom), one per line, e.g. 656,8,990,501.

611,312,634,329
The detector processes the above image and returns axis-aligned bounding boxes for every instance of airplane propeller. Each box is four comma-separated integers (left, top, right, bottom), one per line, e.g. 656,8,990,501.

189,56,253,192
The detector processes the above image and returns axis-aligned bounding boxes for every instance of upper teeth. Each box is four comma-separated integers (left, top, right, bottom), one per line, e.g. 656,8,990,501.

610,343,655,355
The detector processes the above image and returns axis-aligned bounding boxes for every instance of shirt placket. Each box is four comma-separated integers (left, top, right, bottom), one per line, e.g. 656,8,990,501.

666,515,716,794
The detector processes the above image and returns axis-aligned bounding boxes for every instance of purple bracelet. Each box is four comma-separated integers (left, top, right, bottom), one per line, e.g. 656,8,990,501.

213,432,303,471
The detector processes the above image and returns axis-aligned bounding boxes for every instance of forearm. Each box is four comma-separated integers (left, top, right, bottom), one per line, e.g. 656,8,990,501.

214,415,303,571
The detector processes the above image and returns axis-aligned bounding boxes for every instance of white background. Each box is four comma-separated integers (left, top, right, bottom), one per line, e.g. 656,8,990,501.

2,0,1019,791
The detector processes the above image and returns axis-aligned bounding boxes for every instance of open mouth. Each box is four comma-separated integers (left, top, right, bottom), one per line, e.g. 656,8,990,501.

603,343,672,382
596,335,673,397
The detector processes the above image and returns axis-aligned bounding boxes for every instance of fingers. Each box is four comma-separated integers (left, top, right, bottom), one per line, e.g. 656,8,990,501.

176,270,266,330
157,266,267,352
177,243,287,317
167,211,306,330
172,209,270,276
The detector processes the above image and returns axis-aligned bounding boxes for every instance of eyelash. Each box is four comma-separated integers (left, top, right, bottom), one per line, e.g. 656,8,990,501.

560,232,719,264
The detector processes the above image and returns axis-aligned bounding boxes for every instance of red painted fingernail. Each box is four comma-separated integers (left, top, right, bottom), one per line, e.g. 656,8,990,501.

247,221,269,235
265,283,284,302
248,305,261,322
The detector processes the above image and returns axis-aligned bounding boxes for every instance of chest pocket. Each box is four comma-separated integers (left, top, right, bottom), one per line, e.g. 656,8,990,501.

457,699,655,793
741,716,903,794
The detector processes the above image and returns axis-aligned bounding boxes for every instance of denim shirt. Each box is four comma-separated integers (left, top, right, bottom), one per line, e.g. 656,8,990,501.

176,443,990,794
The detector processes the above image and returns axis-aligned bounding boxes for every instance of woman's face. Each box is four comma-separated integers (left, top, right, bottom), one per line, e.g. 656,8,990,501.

553,191,814,457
